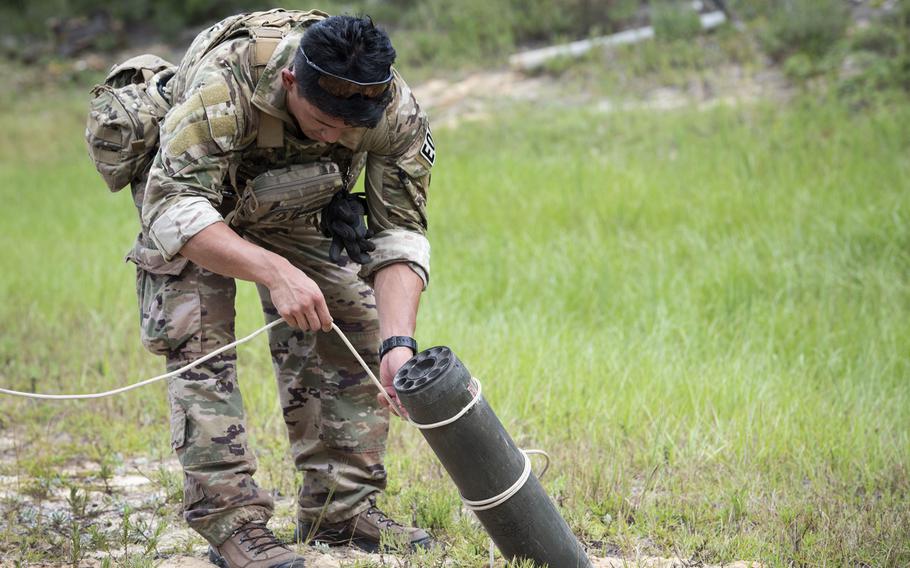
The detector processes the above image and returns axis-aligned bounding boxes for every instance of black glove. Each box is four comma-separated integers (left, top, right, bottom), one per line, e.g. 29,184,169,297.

319,191,376,265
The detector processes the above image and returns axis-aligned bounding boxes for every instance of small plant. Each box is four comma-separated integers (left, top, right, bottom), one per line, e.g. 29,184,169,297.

66,485,88,518
412,490,458,533
152,465,183,505
132,514,168,558
119,506,133,561
68,520,85,567
96,457,116,494
88,524,111,554
22,464,60,501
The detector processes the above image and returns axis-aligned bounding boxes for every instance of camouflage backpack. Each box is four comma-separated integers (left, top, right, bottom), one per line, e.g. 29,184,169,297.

84,9,327,192
85,55,175,192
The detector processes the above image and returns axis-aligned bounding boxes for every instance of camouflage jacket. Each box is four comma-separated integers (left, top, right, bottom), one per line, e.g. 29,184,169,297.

140,11,434,285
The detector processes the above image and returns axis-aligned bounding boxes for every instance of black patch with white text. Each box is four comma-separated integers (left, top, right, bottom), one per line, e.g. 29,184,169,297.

419,129,436,167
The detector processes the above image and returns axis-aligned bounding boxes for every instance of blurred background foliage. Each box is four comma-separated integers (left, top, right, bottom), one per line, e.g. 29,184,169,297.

0,0,909,99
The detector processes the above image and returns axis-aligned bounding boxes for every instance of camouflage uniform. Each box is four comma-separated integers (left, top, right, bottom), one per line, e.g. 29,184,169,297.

127,10,433,546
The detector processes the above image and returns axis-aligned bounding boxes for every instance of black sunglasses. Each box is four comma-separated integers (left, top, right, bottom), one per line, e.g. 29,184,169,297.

299,47,393,99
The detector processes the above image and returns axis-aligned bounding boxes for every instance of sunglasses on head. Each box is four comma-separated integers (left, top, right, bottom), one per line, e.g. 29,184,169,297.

300,47,393,99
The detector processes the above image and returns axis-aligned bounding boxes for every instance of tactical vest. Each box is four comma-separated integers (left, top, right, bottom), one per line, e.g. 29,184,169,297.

85,9,326,192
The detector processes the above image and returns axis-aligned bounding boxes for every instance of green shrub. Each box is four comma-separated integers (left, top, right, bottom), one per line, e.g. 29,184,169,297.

378,0,650,68
762,0,849,60
782,52,816,82
832,1,910,100
714,23,762,67
652,0,703,42
725,0,777,20
0,0,259,45
850,25,903,57
897,0,910,28
1,0,656,65
402,0,515,66
508,0,577,44
836,50,898,102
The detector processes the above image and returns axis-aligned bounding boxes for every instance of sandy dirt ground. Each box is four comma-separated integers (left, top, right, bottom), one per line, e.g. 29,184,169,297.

0,446,759,567
411,65,790,130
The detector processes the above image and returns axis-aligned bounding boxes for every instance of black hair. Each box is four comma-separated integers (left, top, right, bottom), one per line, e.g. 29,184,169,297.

294,15,396,128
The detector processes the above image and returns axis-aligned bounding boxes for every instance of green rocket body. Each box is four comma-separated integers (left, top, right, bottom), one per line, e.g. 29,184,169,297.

394,346,592,567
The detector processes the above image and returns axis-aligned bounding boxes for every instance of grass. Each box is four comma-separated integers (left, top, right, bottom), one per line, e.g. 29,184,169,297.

0,75,908,566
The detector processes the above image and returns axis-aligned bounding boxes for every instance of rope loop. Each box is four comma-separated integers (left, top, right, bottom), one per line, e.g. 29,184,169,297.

461,449,550,512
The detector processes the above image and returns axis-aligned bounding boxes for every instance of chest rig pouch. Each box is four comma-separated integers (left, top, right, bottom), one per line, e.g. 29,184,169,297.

230,160,343,229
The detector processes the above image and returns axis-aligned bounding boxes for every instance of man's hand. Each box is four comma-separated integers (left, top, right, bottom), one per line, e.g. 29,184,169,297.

373,263,424,420
266,262,333,332
378,346,413,418
179,222,333,332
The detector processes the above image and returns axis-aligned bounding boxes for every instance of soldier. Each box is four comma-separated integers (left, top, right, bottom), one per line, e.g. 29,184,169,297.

128,10,435,568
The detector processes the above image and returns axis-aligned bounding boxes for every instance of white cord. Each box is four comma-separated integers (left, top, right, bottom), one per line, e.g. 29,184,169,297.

0,319,549,566
466,449,550,567
409,378,483,429
463,452,531,512
461,450,551,512
326,320,486,429
330,323,549,568
0,319,285,400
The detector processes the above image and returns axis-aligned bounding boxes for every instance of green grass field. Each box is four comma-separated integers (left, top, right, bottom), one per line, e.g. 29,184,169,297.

0,83,908,566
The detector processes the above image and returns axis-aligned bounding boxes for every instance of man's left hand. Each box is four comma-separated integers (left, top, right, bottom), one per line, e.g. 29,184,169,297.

378,346,412,419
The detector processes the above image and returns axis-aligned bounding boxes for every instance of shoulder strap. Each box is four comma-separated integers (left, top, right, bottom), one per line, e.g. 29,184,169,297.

251,26,284,81
250,26,286,149
197,10,329,150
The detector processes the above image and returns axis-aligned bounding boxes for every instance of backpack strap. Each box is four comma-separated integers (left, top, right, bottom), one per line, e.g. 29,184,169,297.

251,26,286,149
196,11,329,150
251,27,283,81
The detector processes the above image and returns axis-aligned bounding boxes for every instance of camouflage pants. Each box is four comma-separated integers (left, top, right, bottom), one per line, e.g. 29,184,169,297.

133,223,388,546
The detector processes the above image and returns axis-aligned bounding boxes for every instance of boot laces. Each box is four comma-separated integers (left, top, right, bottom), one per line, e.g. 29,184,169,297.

365,506,400,529
234,522,288,555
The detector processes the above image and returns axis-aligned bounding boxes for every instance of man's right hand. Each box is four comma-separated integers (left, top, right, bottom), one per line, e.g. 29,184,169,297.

179,222,333,332
266,263,333,332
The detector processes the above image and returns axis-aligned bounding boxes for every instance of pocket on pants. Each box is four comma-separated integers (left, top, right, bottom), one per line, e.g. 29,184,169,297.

183,474,205,510
170,404,188,450
129,239,202,355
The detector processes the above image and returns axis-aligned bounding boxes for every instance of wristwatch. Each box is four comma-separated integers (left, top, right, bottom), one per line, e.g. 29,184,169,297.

379,336,418,361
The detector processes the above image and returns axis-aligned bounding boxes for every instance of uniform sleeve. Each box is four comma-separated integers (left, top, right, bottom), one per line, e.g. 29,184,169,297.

141,69,248,261
361,84,435,288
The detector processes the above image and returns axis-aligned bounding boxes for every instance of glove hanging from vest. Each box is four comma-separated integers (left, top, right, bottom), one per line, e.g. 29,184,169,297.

320,190,376,265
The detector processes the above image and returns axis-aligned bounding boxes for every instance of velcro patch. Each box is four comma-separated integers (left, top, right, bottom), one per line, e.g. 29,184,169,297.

419,129,436,167
198,82,231,107
163,81,231,132
162,79,239,160
167,116,237,156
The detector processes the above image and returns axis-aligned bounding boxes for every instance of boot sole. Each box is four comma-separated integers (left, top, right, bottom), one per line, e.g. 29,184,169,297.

207,547,228,568
208,545,308,568
294,524,434,554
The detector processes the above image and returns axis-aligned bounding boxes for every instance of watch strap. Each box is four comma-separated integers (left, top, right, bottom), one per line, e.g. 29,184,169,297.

379,336,418,360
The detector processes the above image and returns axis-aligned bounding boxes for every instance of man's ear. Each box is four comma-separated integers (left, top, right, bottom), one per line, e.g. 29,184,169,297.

280,68,296,91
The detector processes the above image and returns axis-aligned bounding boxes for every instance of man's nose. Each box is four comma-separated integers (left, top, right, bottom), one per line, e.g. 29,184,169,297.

321,128,342,143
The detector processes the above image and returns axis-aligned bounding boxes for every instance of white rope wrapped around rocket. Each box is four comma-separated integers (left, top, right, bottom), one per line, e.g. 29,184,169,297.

393,347,593,567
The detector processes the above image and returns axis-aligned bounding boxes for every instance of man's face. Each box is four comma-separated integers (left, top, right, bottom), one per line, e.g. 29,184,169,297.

281,68,352,144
